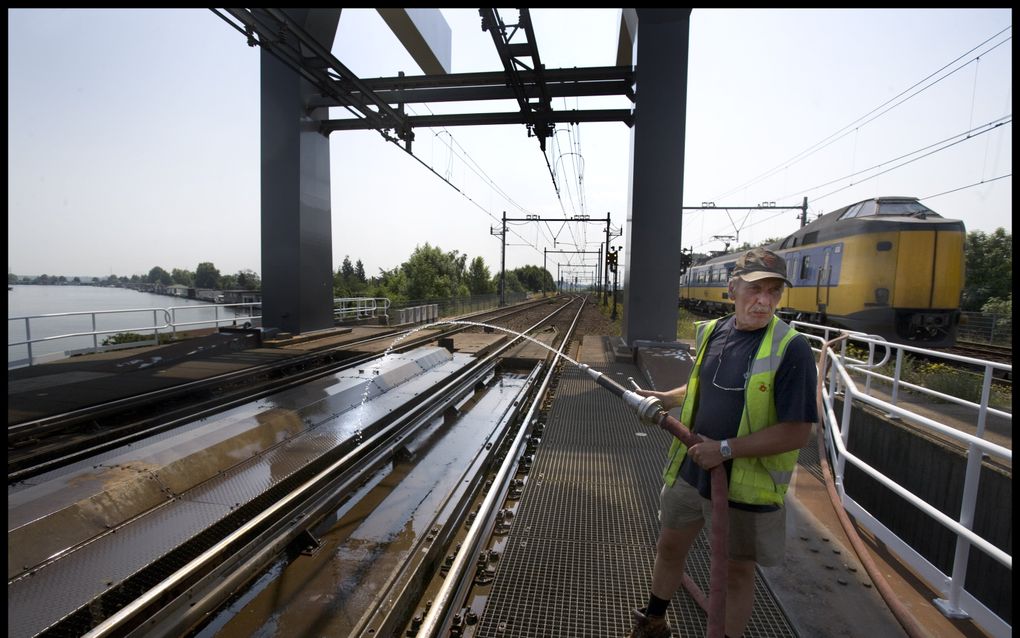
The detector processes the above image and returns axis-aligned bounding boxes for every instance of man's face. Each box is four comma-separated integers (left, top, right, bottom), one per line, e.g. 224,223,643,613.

730,277,785,330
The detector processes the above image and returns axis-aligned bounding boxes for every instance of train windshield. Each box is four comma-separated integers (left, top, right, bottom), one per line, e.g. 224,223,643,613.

839,199,939,219
877,200,939,217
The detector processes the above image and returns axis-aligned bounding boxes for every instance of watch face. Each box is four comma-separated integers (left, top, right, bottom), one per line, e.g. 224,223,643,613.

721,440,732,458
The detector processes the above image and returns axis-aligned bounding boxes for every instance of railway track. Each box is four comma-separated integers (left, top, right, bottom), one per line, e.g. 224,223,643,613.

7,296,560,482
8,295,604,638
947,340,1012,374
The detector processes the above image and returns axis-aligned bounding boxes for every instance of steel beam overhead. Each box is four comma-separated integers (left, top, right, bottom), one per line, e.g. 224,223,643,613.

307,74,634,108
377,8,452,75
479,8,555,151
222,8,414,146
321,109,632,133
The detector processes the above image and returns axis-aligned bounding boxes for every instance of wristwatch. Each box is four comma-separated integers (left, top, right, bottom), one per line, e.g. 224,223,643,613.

720,439,733,460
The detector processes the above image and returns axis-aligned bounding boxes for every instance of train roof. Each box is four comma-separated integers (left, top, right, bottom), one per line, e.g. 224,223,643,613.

689,196,965,267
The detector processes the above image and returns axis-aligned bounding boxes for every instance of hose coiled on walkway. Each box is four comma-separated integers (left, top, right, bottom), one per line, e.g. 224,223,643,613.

814,336,927,638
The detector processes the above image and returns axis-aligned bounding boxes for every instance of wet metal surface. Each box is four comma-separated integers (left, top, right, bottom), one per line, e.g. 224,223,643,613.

199,374,530,638
7,347,467,638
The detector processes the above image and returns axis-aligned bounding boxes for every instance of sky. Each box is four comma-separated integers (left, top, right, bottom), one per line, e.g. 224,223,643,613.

7,8,1013,283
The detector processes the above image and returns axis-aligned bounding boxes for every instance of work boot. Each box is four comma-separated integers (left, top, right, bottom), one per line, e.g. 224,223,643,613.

627,607,672,638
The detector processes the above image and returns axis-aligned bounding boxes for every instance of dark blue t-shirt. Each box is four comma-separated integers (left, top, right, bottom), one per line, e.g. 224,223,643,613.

679,315,818,510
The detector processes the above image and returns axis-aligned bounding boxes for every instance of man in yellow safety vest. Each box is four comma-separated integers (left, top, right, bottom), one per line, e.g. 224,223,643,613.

628,247,818,638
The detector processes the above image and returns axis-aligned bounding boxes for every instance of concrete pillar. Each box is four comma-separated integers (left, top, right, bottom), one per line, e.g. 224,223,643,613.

260,9,340,335
622,9,691,345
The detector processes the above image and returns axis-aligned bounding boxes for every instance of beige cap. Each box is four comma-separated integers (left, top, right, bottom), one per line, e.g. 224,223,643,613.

732,247,792,286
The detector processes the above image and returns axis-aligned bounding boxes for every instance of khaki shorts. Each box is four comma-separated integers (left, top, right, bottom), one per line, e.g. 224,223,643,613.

659,478,786,567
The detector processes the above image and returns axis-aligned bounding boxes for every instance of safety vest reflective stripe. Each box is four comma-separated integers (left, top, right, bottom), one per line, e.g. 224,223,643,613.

769,470,794,485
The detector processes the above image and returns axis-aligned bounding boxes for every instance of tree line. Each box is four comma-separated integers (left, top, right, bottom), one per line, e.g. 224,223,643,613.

961,228,1011,314
9,229,1009,314
5,245,557,303
8,262,261,291
332,243,554,303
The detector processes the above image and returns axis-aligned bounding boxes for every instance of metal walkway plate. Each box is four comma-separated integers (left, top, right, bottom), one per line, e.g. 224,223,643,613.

476,339,797,637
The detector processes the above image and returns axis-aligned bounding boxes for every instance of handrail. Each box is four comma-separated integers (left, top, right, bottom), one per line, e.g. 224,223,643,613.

792,321,1011,422
9,302,262,368
800,321,1012,638
333,297,390,321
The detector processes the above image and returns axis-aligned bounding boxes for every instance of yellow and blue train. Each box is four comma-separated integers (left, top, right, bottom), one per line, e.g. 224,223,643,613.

679,196,965,348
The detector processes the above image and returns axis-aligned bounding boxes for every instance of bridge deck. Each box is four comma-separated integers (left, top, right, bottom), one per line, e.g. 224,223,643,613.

7,328,994,637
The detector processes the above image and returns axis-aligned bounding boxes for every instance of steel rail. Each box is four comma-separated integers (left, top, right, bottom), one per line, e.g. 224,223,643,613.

8,298,556,480
9,298,541,435
75,297,583,638
417,295,588,636
348,364,546,638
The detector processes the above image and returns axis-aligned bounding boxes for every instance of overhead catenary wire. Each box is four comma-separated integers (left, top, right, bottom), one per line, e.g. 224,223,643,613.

690,27,1012,251
215,8,622,283
922,173,1011,201
806,117,1012,204
712,28,1012,202
397,101,604,267
779,116,1012,204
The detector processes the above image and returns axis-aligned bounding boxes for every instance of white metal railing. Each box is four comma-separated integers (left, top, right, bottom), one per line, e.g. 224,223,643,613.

794,321,1012,638
8,303,262,369
333,297,389,322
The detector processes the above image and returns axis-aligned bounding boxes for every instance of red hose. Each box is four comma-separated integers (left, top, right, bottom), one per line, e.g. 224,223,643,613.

813,338,928,638
657,413,729,638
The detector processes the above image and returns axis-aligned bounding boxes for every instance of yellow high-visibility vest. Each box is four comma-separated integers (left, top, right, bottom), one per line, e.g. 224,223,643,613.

663,315,802,506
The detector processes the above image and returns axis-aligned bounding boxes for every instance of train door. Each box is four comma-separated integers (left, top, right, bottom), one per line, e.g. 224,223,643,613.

783,251,799,310
815,247,835,316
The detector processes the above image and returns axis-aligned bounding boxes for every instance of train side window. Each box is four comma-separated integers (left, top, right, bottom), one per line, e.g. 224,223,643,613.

787,254,799,279
856,200,878,217
839,203,864,220
800,255,811,279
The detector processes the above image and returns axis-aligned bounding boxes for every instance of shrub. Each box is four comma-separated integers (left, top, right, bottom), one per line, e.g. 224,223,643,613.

101,332,157,346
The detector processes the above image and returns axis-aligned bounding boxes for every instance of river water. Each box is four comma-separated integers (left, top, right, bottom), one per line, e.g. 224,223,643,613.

8,285,257,365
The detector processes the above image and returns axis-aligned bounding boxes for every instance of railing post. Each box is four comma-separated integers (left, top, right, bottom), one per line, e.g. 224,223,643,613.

92,313,99,353
836,388,854,494
888,349,904,418
829,340,843,399
153,310,160,345
827,346,839,400
25,317,33,366
864,342,875,394
935,365,995,619
934,436,983,620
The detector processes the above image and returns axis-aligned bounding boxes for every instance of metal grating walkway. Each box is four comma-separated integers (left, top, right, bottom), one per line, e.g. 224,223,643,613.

476,337,798,637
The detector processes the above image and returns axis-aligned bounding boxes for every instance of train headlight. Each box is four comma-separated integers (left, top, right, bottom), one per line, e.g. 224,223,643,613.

875,288,889,305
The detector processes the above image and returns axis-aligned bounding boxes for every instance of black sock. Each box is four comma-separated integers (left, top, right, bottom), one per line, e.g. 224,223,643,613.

646,593,670,617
